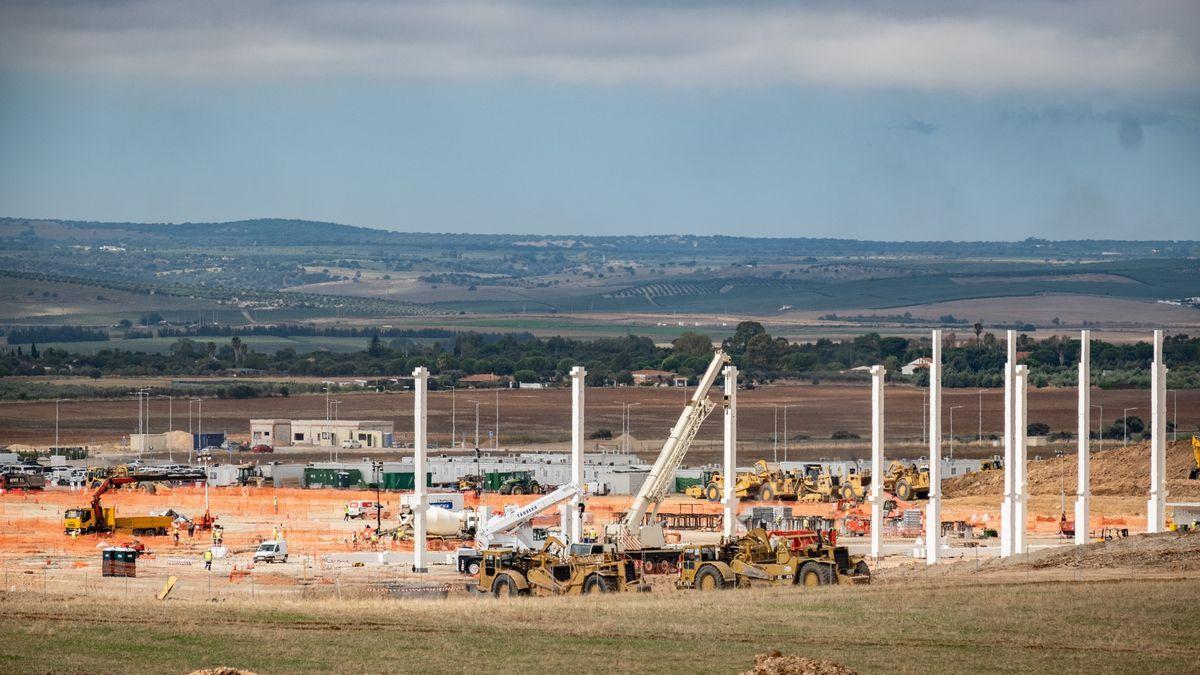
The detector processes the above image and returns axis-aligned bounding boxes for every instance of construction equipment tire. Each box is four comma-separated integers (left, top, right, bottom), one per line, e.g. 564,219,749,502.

530,482,542,494
466,560,481,576
695,565,726,591
582,574,614,594
511,485,525,495
800,562,825,587
840,485,856,500
759,485,775,501
705,484,721,502
895,479,912,501
853,560,870,583
1190,467,1200,480
492,573,518,598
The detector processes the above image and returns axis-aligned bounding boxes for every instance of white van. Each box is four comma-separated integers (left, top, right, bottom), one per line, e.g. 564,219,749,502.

346,500,382,519
341,439,363,449
253,540,288,563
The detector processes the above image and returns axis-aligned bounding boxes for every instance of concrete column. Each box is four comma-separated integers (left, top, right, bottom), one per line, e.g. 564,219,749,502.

869,365,886,561
1148,330,1168,533
570,365,587,543
1013,364,1029,555
1000,330,1016,557
1074,330,1091,545
411,366,428,572
722,365,738,539
925,330,942,565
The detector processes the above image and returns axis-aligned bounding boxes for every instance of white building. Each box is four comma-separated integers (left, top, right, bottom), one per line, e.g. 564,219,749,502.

250,419,394,448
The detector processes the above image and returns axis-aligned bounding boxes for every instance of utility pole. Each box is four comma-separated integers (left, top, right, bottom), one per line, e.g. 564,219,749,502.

773,405,778,463
469,401,480,449
949,405,964,460
54,398,63,451
494,387,499,449
451,387,456,448
978,389,984,445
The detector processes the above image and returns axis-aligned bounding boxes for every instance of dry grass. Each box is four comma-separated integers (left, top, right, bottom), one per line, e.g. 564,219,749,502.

1,574,1197,674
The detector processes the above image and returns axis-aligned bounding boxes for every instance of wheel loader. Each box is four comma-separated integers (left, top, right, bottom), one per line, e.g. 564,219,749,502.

475,537,646,597
676,528,870,590
1189,435,1200,480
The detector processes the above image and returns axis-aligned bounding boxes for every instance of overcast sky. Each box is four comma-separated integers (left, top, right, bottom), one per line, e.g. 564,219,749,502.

1,0,1197,240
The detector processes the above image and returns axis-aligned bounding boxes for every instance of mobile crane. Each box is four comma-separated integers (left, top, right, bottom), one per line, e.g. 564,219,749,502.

63,475,176,536
605,350,731,573
456,482,586,575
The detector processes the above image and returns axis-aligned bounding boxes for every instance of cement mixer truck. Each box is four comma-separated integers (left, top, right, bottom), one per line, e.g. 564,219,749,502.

397,493,479,538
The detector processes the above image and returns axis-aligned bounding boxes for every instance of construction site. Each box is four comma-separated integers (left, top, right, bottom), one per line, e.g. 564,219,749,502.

2,331,1199,673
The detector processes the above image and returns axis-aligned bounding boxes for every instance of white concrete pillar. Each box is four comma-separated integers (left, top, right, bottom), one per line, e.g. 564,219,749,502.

1013,364,1029,556
1148,330,1168,533
1074,330,1091,545
411,366,429,572
869,365,886,561
1000,330,1016,557
925,330,942,565
722,365,738,539
569,365,587,543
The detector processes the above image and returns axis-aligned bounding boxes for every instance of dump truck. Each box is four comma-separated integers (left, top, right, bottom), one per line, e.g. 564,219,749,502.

63,475,175,536
676,527,870,590
475,537,645,597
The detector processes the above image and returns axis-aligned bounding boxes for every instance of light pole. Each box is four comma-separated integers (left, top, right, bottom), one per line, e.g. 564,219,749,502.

622,403,641,453
468,400,481,449
331,399,341,421
451,387,456,448
780,404,799,463
157,395,174,462
949,405,964,460
1122,407,1138,447
494,387,500,449
191,397,203,464
1091,404,1103,451
978,389,984,445
1172,390,1177,442
773,405,779,462
324,382,332,421
54,398,64,451
371,460,383,531
199,451,211,514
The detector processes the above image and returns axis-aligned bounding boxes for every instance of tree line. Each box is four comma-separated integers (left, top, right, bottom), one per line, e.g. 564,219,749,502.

2,321,1198,389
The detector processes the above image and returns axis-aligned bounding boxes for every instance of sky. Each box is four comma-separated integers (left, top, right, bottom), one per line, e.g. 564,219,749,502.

0,1,1198,240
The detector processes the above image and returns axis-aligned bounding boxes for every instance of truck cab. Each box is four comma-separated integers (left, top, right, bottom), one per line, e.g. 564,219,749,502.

253,540,288,563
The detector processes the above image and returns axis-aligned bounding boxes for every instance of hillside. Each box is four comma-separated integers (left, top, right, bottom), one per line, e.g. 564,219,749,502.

944,439,1200,499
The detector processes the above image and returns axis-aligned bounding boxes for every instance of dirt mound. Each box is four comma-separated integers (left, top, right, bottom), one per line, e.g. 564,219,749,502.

944,439,1200,499
188,669,259,675
1026,530,1200,572
742,651,857,675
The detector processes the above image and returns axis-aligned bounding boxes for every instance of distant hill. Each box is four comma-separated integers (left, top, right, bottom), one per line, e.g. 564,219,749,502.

2,216,1198,258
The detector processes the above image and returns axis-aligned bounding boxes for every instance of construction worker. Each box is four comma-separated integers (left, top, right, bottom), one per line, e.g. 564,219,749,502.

173,529,180,546
343,503,350,521
273,494,279,514
187,521,195,538
272,525,279,541
280,524,286,540
203,549,213,571
211,526,220,546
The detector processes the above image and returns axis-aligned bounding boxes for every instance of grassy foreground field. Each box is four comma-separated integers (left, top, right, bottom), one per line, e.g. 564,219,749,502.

2,577,1196,674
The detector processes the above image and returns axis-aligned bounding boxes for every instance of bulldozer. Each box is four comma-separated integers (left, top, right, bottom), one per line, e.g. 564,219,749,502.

1189,436,1200,480
475,537,646,597
676,528,870,590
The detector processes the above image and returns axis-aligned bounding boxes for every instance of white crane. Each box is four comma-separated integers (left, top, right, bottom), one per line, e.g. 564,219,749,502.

474,482,585,551
612,349,731,548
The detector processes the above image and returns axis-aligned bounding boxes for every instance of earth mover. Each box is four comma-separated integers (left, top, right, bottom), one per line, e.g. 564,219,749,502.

1189,436,1200,480
475,537,645,597
676,528,870,590
688,461,803,501
882,461,930,501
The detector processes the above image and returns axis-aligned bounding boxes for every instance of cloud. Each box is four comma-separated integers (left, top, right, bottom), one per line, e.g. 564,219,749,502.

0,1,1197,94
893,118,938,135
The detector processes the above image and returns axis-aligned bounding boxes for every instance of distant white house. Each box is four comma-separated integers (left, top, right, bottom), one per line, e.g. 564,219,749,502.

901,357,933,376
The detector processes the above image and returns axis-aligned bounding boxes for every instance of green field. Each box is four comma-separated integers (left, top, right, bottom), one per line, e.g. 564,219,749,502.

1,577,1195,673
13,335,378,355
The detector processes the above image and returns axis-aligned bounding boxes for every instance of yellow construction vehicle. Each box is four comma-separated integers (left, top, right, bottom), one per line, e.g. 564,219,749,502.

1189,436,1200,480
881,461,930,501
475,537,645,597
676,528,870,590
64,475,175,536
688,461,805,501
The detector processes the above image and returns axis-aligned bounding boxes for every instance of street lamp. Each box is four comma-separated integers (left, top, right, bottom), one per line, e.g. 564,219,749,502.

949,405,964,460
978,389,985,445
1172,390,1177,442
371,460,383,530
777,404,799,463
157,395,174,462
1090,404,1103,451
1122,407,1139,447
494,387,500,449
622,403,642,454
773,405,779,463
468,400,481,449
198,449,212,514
450,386,456,448
54,398,64,452
190,397,203,464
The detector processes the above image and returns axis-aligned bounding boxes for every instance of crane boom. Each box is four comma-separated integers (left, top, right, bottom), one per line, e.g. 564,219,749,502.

475,482,585,549
620,350,730,537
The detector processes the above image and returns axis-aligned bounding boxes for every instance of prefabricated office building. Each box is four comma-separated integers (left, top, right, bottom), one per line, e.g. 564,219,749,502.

250,419,394,448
